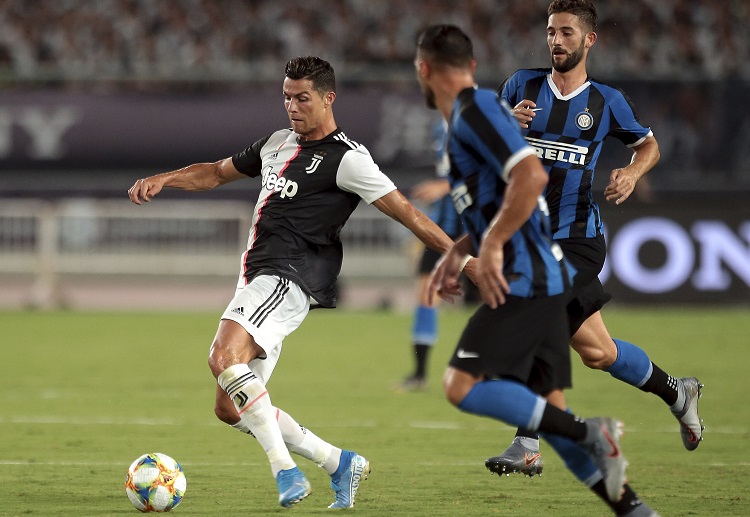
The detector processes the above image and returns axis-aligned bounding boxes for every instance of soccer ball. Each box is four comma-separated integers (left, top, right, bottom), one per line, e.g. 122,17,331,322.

125,452,187,512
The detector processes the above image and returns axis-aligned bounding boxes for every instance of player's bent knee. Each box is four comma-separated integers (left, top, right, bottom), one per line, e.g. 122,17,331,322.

207,319,261,377
443,368,475,406
443,385,464,406
207,339,224,373
576,347,615,370
207,350,224,379
207,339,252,378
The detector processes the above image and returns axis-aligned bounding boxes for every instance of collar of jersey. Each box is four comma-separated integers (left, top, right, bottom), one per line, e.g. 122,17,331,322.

296,127,343,147
546,74,590,101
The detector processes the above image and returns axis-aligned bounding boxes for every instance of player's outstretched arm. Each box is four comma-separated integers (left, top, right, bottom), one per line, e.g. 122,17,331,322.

372,190,479,287
128,158,244,205
604,136,660,205
372,189,455,253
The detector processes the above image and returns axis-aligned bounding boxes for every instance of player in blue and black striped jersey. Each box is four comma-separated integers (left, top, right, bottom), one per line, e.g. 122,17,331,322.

415,24,642,511
486,2,701,514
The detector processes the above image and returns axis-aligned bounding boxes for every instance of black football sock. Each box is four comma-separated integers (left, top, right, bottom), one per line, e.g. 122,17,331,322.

413,343,430,379
591,480,646,516
639,362,680,407
537,403,587,441
515,427,539,439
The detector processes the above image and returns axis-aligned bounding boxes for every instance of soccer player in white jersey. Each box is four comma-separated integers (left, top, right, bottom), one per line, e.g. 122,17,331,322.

128,56,476,509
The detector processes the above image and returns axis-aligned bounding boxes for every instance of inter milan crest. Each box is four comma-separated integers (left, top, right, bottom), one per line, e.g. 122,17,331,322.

575,107,594,130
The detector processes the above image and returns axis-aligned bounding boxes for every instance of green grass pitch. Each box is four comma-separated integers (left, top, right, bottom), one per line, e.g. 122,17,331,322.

1,306,748,516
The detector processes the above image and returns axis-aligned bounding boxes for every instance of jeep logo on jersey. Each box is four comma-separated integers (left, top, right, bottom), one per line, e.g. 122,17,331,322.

451,183,473,215
525,136,588,166
262,167,298,199
305,154,323,174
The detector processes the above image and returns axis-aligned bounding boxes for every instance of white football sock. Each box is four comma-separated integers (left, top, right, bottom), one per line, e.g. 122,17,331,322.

217,364,295,477
276,407,341,475
231,420,253,435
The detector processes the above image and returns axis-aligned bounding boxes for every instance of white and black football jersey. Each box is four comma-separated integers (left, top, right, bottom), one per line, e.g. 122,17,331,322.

232,128,396,307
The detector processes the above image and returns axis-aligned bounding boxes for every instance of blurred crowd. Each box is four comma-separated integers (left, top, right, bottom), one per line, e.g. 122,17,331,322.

0,0,747,85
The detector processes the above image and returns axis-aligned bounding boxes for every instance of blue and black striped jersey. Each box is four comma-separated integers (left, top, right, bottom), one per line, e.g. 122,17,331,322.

499,69,653,239
428,119,463,238
446,87,575,298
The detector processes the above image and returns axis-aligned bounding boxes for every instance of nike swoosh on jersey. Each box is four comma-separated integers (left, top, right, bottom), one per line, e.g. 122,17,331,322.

456,349,480,359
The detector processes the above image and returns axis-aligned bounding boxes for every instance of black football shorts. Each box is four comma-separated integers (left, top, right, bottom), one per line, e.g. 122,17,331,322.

449,294,570,396
559,234,612,336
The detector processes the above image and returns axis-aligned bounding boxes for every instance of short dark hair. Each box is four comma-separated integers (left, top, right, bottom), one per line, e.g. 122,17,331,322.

548,0,598,32
416,25,474,68
285,56,336,94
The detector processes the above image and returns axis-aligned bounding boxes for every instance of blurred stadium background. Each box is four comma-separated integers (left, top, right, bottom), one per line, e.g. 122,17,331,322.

0,0,748,311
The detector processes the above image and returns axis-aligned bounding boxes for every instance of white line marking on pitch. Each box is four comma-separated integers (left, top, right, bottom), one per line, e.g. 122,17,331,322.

0,416,740,435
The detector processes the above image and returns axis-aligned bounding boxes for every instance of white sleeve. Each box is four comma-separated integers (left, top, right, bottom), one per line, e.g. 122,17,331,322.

336,147,397,204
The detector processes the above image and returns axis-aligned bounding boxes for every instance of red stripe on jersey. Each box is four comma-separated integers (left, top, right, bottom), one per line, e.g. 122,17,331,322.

239,248,251,286
241,144,301,283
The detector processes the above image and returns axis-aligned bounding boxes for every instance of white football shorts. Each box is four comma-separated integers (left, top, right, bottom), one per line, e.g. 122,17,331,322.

220,275,310,384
